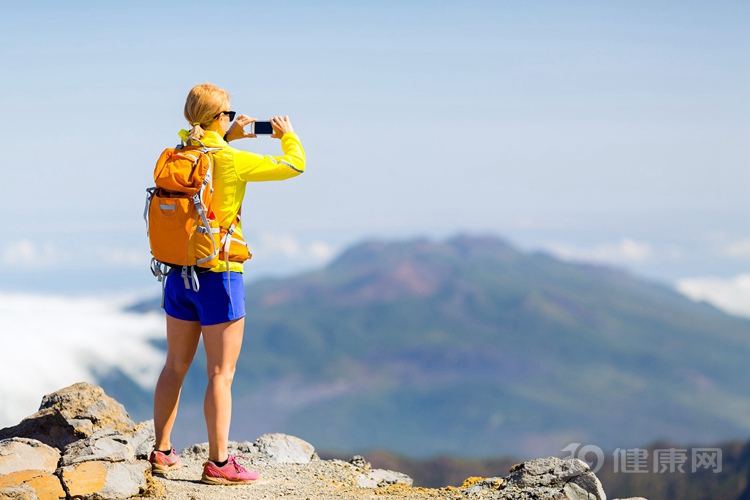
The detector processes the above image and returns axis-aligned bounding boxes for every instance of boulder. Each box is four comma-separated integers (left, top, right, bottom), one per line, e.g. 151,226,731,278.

0,438,60,475
357,468,413,488
0,470,65,500
60,429,136,466
254,433,317,463
59,459,151,500
0,408,78,451
502,457,607,500
130,419,155,459
38,382,135,437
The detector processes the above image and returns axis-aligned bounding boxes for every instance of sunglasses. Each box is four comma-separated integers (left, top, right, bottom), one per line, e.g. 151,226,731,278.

214,110,236,121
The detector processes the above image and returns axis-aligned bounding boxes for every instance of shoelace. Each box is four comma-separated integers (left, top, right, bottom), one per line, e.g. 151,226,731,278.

226,455,248,473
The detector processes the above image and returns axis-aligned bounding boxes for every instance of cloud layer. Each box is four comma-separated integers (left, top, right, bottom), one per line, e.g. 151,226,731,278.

676,274,750,319
0,293,164,428
541,238,653,265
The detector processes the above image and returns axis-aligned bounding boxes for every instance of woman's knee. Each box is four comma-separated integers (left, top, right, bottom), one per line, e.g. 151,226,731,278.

163,358,193,377
206,365,236,386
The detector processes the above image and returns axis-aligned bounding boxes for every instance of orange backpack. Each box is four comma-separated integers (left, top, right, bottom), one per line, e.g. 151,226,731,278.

144,140,250,291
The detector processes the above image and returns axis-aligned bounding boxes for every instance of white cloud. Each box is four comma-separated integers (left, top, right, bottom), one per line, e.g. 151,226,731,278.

542,238,653,265
2,239,152,270
255,232,335,263
258,233,303,258
0,293,164,428
309,242,336,261
676,274,750,319
2,240,57,267
93,246,150,268
721,239,750,259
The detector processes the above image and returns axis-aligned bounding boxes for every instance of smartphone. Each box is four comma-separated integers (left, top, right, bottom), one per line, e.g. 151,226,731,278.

250,121,273,135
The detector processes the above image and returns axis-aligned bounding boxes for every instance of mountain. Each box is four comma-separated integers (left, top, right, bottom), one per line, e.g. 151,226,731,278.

126,234,750,459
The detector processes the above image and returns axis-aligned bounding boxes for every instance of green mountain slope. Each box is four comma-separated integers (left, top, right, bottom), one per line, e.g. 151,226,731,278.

135,235,750,459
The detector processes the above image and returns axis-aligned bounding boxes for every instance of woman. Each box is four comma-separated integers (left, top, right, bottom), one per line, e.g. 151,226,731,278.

148,83,305,484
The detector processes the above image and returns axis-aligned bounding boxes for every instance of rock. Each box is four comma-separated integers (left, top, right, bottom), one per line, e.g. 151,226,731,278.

178,442,209,460
349,455,370,470
0,408,78,451
0,438,60,476
60,429,135,466
234,440,260,455
503,457,606,500
0,484,39,500
463,476,505,494
59,459,151,500
0,470,65,500
1,383,644,500
130,420,155,459
38,382,135,437
254,433,317,463
357,468,413,488
178,441,259,462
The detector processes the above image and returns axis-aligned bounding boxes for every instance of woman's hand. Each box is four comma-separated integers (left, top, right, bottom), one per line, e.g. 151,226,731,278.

270,116,294,139
224,114,256,142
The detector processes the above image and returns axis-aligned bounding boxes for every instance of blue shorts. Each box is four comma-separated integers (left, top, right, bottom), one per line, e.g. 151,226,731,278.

164,271,246,326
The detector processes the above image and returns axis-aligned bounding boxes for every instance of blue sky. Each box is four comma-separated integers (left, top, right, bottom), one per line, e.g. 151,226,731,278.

1,1,748,302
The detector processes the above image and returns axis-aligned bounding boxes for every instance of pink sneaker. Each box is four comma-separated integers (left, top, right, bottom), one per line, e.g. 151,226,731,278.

201,455,260,485
149,448,181,474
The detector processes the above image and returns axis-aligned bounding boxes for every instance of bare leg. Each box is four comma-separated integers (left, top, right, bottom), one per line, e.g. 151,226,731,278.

153,315,202,451
202,318,245,463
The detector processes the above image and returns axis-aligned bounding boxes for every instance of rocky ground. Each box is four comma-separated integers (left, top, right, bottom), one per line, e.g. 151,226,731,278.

145,442,459,500
0,382,646,500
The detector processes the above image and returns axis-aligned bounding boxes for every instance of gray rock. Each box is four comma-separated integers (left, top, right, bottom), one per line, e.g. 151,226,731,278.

254,433,316,463
59,459,150,500
179,442,209,460
566,470,608,500
357,468,413,488
0,408,78,451
38,382,135,437
61,429,135,466
0,484,39,500
349,455,370,470
500,457,606,500
502,487,570,499
234,440,260,455
564,481,604,500
130,420,155,459
464,477,504,494
507,457,590,489
178,440,259,461
0,438,61,475
96,460,151,499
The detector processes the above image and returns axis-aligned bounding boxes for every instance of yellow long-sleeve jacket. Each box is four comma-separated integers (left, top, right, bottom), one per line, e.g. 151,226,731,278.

183,129,306,273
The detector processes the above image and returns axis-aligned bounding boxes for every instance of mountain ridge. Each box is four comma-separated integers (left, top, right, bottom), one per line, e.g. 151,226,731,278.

122,234,750,459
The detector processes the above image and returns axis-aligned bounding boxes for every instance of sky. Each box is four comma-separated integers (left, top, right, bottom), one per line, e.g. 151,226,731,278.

1,1,749,310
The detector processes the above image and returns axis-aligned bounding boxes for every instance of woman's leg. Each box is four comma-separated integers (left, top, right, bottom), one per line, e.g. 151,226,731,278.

153,315,202,451
202,317,245,463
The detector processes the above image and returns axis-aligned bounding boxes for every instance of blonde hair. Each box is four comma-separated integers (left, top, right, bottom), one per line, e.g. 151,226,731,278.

183,83,230,140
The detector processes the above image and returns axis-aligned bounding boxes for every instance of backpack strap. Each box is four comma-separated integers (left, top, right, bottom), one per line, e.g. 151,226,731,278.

181,266,200,292
218,213,246,318
143,187,156,235
192,147,221,267
150,258,173,307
